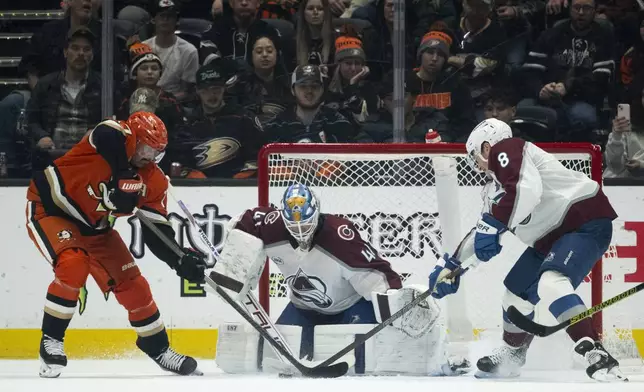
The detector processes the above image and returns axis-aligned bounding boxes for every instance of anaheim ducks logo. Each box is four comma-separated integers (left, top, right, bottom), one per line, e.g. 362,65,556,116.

193,137,241,169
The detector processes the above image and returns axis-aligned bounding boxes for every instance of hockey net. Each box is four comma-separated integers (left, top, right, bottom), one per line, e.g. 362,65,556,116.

256,143,641,361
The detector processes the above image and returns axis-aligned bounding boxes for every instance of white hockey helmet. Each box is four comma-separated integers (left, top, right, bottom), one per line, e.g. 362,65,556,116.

465,118,512,172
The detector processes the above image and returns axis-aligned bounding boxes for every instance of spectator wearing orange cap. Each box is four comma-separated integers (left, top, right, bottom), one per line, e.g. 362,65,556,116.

406,28,477,142
325,33,379,129
116,42,185,135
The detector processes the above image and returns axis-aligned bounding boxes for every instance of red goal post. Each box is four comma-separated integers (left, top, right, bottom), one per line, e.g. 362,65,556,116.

256,143,604,337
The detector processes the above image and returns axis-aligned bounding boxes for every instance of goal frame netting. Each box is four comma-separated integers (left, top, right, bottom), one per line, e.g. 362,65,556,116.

256,142,604,336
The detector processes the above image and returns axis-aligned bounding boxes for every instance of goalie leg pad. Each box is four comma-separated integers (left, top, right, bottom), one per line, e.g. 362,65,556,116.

212,229,266,301
372,284,441,338
215,322,302,374
314,319,450,376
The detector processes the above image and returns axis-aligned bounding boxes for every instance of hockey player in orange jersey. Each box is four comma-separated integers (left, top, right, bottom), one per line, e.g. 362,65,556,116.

26,112,207,378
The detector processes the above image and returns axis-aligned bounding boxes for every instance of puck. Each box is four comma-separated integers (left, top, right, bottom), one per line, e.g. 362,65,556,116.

279,372,294,378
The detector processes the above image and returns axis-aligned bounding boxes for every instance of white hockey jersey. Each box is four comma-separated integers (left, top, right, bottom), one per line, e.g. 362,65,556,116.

456,138,617,259
232,207,403,314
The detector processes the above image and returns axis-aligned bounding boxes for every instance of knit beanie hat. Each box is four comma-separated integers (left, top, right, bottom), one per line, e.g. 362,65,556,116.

335,36,366,63
417,30,453,60
129,42,163,79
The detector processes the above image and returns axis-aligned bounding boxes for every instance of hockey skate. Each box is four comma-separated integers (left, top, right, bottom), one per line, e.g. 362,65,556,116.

573,337,628,382
475,343,529,378
152,347,203,376
39,334,67,378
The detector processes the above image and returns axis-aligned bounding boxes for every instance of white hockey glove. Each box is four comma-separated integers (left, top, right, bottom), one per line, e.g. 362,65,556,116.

372,284,441,338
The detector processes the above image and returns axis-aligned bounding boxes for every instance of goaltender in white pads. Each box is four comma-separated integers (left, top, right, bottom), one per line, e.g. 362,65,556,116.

212,184,469,376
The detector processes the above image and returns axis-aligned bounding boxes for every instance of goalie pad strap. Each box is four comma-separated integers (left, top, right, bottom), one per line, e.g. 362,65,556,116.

210,271,244,293
375,293,391,320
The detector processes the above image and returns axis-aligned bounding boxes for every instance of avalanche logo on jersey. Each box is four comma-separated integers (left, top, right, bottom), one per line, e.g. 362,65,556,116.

286,268,333,308
481,180,506,213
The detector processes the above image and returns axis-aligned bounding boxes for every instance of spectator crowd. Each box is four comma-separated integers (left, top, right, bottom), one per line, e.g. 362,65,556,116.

0,0,643,178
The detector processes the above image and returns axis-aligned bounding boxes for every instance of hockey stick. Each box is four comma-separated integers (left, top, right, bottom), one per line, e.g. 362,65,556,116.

134,209,349,378
165,187,299,363
507,282,644,337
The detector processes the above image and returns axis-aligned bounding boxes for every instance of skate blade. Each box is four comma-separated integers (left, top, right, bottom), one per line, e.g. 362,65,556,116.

591,367,629,382
39,357,64,378
474,369,520,379
189,368,204,376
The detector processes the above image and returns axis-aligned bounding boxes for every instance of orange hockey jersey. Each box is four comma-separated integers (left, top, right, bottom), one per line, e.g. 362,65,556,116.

27,120,169,232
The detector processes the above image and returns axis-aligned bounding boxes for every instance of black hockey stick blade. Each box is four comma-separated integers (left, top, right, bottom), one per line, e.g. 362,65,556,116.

507,282,644,337
205,274,349,378
314,267,464,369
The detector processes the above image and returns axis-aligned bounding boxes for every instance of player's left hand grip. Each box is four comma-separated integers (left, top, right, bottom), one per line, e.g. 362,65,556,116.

108,172,143,214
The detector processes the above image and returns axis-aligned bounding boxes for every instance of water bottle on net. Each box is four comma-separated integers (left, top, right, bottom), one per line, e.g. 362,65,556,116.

425,129,442,144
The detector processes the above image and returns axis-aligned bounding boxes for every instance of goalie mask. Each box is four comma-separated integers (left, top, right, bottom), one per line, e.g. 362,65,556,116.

465,118,512,173
281,184,320,249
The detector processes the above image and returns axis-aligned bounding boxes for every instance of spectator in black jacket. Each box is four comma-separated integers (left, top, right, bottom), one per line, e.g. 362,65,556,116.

240,35,293,125
164,59,265,179
451,0,508,120
202,0,288,64
406,29,477,142
619,12,644,103
492,0,543,72
364,0,416,79
20,0,100,83
521,0,614,141
27,27,108,170
295,0,335,67
353,0,458,56
116,42,186,134
264,65,356,143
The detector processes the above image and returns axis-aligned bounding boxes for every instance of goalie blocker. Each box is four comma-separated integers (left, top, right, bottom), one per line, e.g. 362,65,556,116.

216,285,466,376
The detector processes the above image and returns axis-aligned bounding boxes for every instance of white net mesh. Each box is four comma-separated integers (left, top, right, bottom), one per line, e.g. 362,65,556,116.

260,145,640,361
601,220,644,360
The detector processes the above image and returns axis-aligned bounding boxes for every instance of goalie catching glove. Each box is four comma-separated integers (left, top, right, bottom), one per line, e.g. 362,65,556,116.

372,284,441,338
428,253,463,299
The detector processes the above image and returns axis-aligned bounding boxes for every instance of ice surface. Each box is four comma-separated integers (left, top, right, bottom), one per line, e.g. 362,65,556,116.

1,359,643,392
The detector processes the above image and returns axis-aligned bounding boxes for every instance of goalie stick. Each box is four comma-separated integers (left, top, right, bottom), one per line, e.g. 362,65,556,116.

165,186,300,365
134,209,350,378
507,282,644,337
